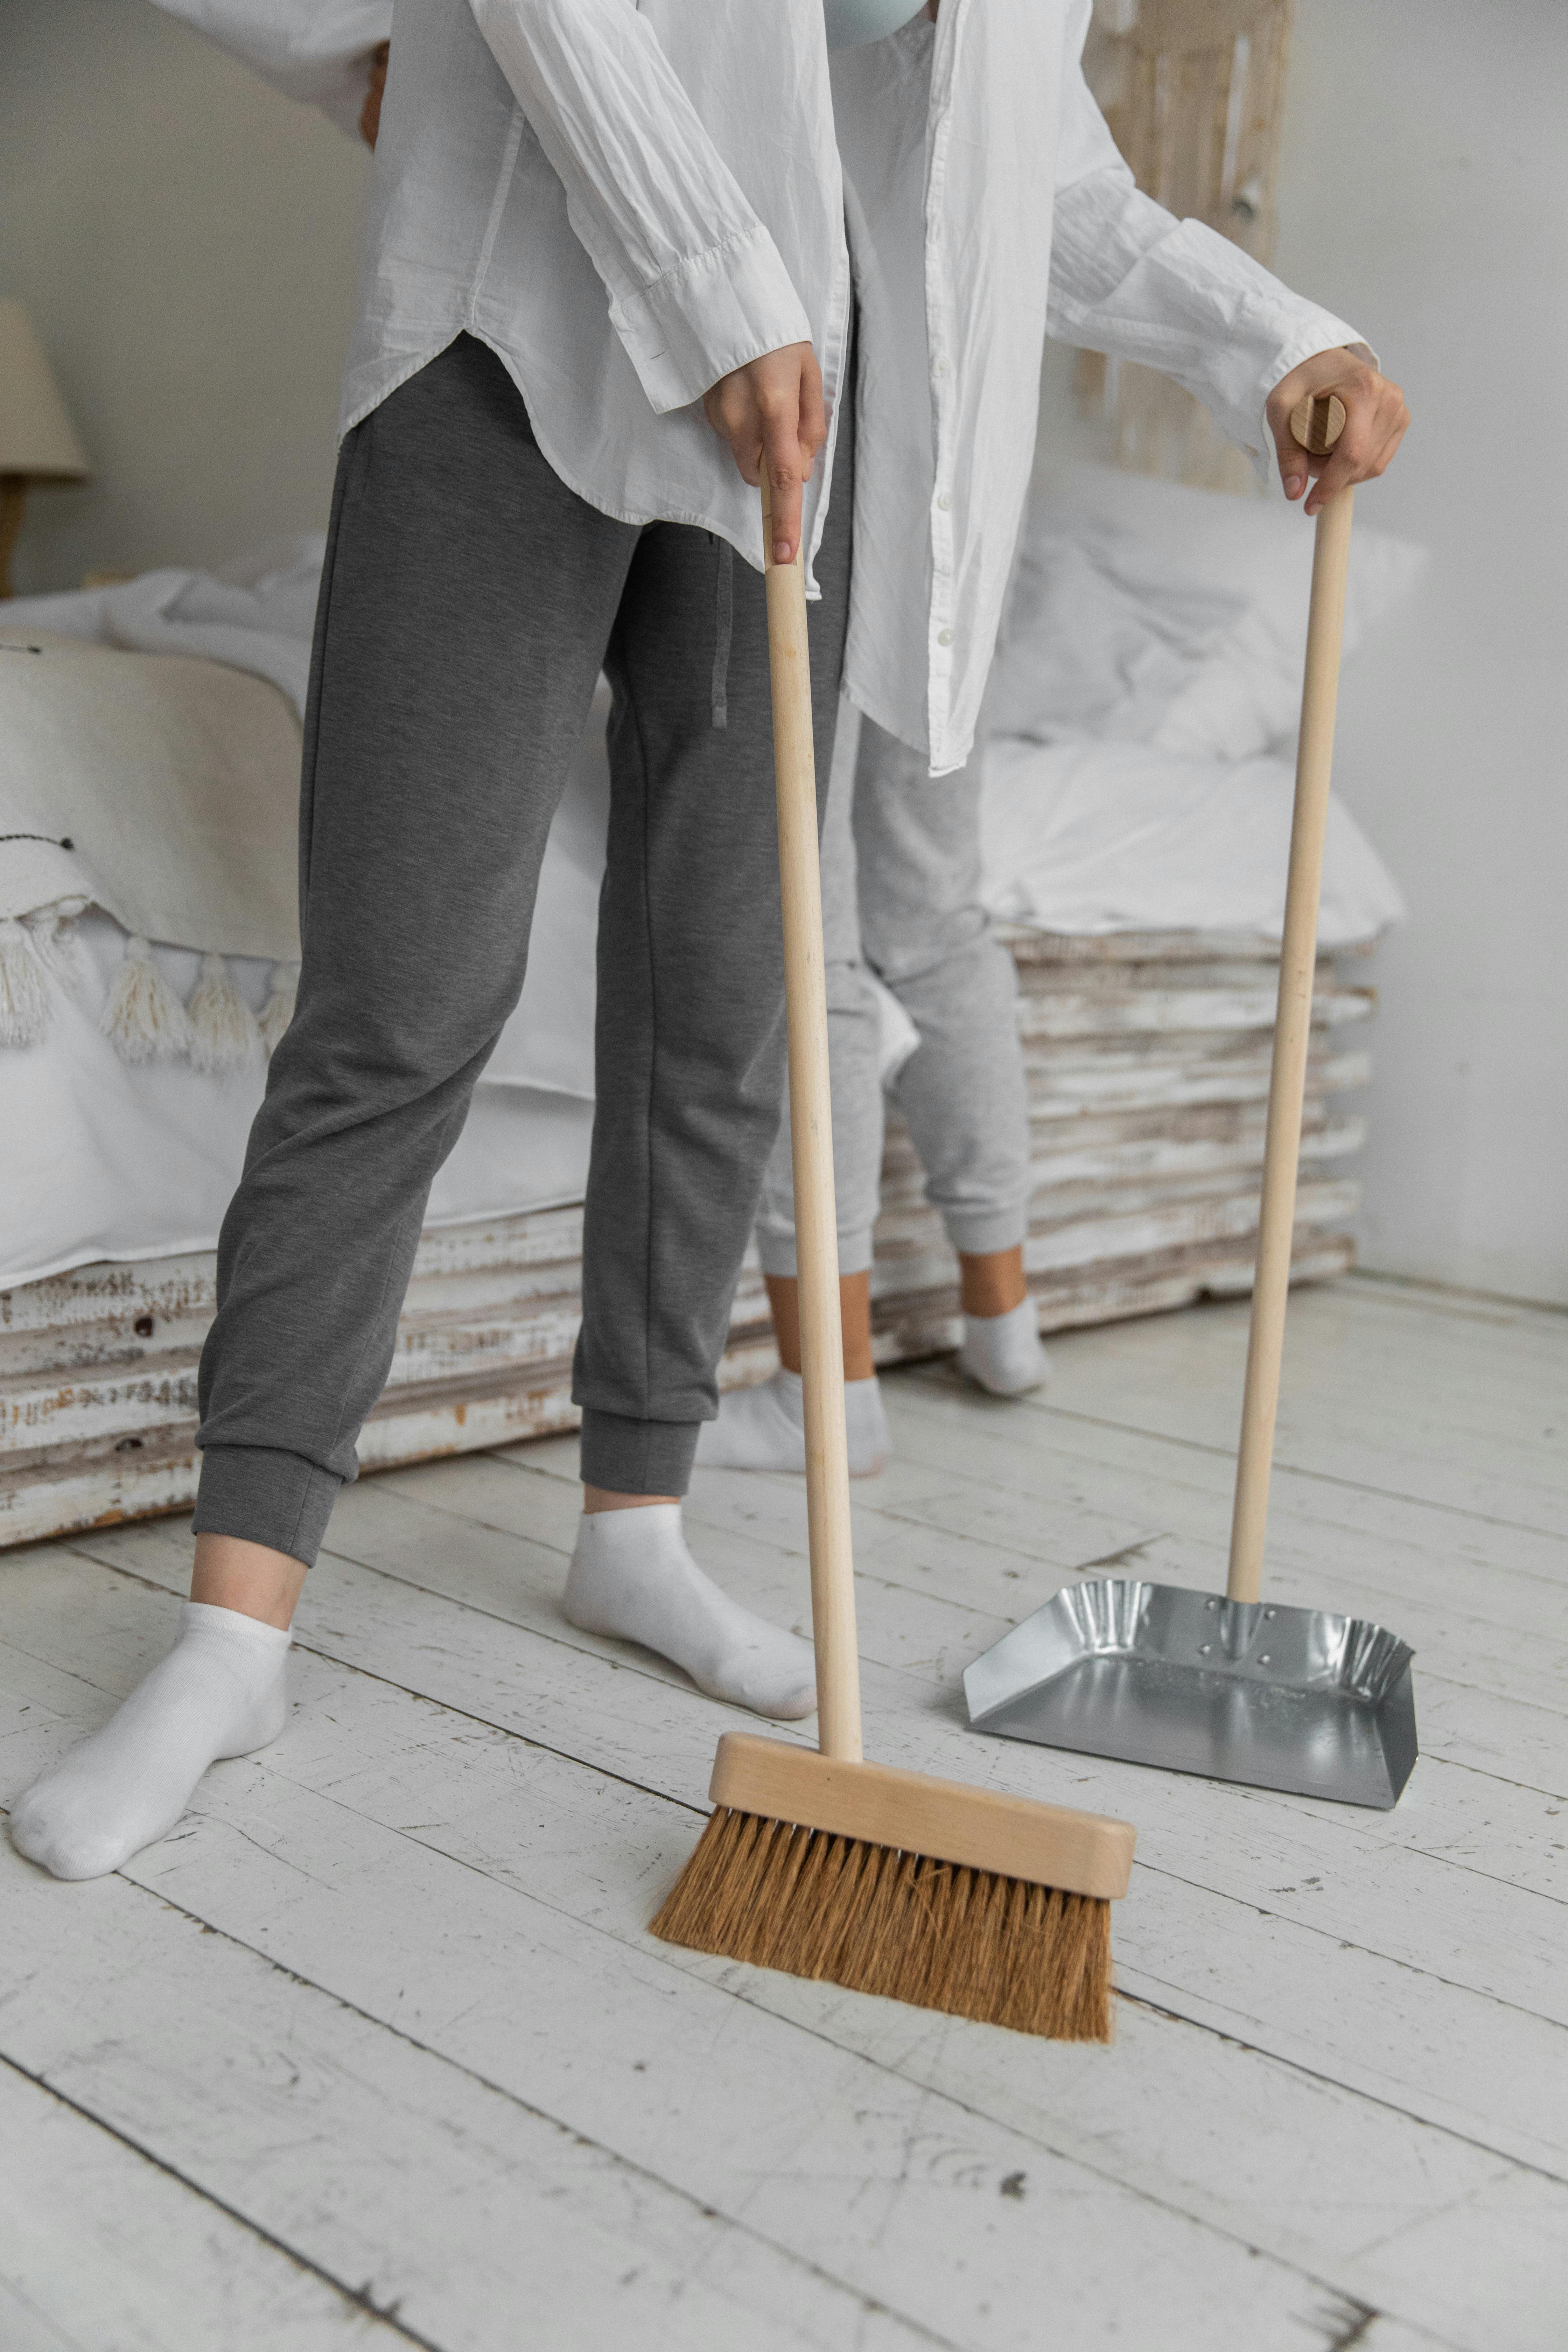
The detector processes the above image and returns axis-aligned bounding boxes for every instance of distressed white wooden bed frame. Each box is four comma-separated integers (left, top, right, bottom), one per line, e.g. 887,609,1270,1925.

0,926,1373,1548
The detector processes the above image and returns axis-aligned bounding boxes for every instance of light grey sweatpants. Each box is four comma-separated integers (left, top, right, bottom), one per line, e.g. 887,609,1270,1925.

755,706,1030,1279
192,334,853,1565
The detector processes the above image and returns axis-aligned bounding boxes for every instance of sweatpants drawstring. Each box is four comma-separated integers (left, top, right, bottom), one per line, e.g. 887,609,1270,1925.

710,536,733,729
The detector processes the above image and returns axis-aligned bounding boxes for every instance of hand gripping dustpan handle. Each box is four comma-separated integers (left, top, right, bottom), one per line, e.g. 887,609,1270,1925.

1227,396,1355,1604
761,482,864,1761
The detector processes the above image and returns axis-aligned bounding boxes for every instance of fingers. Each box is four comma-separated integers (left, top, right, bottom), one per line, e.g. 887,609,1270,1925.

757,344,821,564
702,382,762,488
360,38,389,150
797,348,828,476
1302,441,1357,516
1302,383,1408,515
1300,393,1371,513
702,343,825,566
1268,351,1410,517
769,350,829,563
762,405,804,566
1272,416,1310,504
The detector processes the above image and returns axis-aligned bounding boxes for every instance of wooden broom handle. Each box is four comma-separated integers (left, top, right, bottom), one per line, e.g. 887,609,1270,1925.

1227,394,1353,1603
760,484,863,1761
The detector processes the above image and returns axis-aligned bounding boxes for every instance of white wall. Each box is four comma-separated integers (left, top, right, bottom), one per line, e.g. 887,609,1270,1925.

0,0,370,592
1269,0,1568,1305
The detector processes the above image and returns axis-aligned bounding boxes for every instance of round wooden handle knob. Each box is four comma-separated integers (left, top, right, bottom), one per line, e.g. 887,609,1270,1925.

1290,391,1346,455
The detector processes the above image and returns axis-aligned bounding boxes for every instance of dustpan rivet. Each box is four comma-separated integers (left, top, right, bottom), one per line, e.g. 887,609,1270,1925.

1199,1642,1212,1654
1265,1608,1278,1620
1206,1598,1218,1610
1259,1653,1272,1665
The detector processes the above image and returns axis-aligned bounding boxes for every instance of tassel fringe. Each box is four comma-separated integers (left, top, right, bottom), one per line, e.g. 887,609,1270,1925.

0,916,51,1048
6,918,283,1074
652,1806,1114,2043
258,960,299,1055
23,896,91,997
100,933,192,1064
187,951,262,1074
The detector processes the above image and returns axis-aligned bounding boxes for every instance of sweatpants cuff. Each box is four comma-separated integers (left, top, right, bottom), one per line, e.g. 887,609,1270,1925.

579,1409,701,1497
941,1205,1030,1260
754,1227,876,1280
192,1443,343,1570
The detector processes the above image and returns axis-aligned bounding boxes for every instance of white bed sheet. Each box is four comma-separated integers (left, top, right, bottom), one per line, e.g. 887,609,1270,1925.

1,909,594,1291
977,464,1417,943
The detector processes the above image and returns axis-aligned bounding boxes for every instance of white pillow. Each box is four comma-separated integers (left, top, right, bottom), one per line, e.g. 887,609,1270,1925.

991,465,1427,762
979,736,1407,948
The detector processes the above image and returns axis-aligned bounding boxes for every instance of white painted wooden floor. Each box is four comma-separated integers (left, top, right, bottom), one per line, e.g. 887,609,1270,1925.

3,1272,1565,2352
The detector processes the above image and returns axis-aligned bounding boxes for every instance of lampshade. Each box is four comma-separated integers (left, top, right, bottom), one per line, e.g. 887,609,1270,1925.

0,300,90,479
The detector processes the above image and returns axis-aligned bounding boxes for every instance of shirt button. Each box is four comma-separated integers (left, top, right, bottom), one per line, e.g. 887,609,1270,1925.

937,493,951,510
938,628,954,646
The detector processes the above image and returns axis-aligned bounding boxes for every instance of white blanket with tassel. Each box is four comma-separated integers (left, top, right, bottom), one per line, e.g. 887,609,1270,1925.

1,534,328,1063
0,542,606,1099
0,629,305,1066
0,544,608,1285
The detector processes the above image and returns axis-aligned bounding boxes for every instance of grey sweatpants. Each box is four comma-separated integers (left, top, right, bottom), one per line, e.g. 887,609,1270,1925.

193,334,853,1566
755,706,1029,1278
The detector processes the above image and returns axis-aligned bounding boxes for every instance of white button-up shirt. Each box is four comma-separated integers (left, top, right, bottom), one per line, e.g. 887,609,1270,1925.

159,0,1364,771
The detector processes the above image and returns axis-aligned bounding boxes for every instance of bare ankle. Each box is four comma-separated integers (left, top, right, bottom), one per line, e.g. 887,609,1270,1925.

959,1245,1028,1320
581,1488,681,1513
764,1270,875,1381
190,1534,308,1630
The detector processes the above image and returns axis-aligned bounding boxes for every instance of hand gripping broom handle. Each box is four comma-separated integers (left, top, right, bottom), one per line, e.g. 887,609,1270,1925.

761,482,863,1761
1227,395,1354,1604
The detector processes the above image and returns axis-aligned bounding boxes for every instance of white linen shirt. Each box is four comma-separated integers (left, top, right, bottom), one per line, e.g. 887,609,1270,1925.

158,0,1365,771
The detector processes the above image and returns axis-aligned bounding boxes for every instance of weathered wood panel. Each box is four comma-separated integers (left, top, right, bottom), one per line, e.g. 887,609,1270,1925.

1015,983,1372,1040
0,934,1374,1545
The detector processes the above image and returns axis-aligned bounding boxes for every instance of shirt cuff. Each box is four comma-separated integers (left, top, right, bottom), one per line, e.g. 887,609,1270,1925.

607,220,814,415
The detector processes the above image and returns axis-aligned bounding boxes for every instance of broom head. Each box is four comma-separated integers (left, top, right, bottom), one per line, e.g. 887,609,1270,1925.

652,1734,1136,2043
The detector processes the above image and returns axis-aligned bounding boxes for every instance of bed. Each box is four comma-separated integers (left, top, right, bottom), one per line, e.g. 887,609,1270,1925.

0,465,1420,1546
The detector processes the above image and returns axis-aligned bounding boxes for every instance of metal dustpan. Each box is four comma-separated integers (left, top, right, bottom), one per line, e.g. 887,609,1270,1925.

964,403,1419,1811
964,1579,1416,1809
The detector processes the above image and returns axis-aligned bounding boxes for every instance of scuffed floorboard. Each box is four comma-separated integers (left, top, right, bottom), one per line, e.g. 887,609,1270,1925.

2,1273,1563,2350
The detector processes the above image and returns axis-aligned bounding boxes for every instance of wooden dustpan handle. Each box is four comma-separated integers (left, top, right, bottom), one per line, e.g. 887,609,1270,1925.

760,483,863,1762
1227,395,1354,1604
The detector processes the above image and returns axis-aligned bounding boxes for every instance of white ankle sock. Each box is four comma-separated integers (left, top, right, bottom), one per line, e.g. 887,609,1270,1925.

694,1366,890,1476
958,1296,1049,1396
8,1602,291,1882
563,1503,817,1720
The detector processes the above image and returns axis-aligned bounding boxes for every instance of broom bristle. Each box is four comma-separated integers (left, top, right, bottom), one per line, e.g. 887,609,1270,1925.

651,1806,1113,2042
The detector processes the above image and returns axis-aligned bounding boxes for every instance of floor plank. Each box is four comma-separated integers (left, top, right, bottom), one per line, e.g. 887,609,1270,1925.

51,1507,1568,2029
321,1452,1568,1919
4,1272,1563,2348
0,2058,399,2351
1,1848,957,2352
4,1547,1565,2352
35,1508,1568,2167
0,1646,1469,2352
1009,1278,1568,1533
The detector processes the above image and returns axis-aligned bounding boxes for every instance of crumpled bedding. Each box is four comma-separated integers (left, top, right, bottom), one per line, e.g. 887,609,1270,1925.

2,533,322,714
1,908,593,1289
980,464,1422,943
1,548,606,1105
0,465,1421,1287
0,630,304,960
0,546,605,1286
